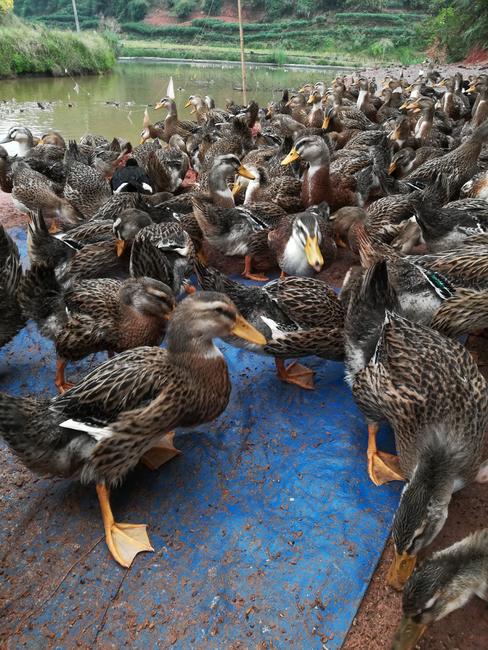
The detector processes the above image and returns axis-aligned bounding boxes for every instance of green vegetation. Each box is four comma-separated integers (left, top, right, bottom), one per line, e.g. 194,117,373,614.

0,14,116,77
120,11,425,65
11,0,487,66
421,0,488,61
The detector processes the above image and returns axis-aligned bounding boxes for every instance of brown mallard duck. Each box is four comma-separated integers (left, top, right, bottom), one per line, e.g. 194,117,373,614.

196,262,344,389
154,97,199,142
392,529,488,650
345,260,488,589
405,119,488,199
0,225,25,348
281,134,360,211
19,263,175,392
11,162,81,230
0,145,14,193
0,292,266,567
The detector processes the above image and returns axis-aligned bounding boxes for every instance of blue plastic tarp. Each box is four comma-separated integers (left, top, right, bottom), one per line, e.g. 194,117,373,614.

1,226,401,649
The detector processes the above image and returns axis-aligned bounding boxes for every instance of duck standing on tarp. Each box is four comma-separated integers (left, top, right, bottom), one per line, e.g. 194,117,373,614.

111,158,153,194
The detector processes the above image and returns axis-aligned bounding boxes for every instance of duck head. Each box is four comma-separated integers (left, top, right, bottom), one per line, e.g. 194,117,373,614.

112,208,153,256
388,448,455,590
291,206,328,272
0,126,34,157
122,277,175,320
281,134,329,166
392,529,488,649
167,291,266,352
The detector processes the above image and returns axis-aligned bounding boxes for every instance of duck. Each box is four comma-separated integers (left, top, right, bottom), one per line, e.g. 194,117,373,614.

11,162,81,230
0,292,266,567
461,169,488,200
0,125,36,157
0,144,14,192
63,145,113,219
267,203,337,277
388,147,443,178
154,97,199,141
405,119,488,200
195,262,344,390
430,287,488,338
281,134,360,211
114,213,196,295
306,89,325,128
190,155,272,281
415,197,488,252
0,225,25,348
139,107,165,144
19,264,175,393
233,164,302,214
111,157,153,194
392,529,488,650
345,260,488,590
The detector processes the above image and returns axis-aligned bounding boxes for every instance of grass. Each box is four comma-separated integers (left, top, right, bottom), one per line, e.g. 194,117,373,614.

0,19,116,77
120,38,423,67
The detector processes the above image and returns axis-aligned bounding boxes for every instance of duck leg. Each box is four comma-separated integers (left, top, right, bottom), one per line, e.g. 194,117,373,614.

275,358,315,390
367,423,404,486
55,358,74,394
242,255,269,282
141,432,181,470
96,484,153,568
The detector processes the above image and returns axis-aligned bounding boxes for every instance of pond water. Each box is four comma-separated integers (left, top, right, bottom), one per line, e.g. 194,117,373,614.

0,60,349,143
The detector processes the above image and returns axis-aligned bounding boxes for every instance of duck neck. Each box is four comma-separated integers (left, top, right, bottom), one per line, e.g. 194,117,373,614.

167,328,224,368
244,179,260,205
208,166,235,208
166,101,178,119
303,151,331,207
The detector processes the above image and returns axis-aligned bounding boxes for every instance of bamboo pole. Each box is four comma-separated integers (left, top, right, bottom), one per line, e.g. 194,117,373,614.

237,0,247,104
71,0,80,33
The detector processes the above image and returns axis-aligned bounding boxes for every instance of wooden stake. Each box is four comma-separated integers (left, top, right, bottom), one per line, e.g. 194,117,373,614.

237,0,247,105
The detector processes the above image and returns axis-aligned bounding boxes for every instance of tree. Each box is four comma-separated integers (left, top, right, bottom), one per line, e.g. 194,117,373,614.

0,0,14,14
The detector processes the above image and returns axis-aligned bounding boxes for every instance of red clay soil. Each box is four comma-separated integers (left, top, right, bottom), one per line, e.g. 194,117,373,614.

144,1,264,27
1,186,488,649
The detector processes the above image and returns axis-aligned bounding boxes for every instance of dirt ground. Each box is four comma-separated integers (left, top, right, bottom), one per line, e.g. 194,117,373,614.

1,162,487,650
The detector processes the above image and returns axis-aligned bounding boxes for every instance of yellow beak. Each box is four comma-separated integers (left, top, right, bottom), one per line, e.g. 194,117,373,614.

391,617,428,650
304,235,324,271
154,102,164,110
237,165,255,180
298,86,306,93
115,239,127,257
232,181,242,196
467,85,477,93
387,551,417,590
307,95,314,104
231,314,267,345
281,147,300,165
399,101,409,110
285,99,292,107
184,100,192,108
322,116,330,130
388,161,397,175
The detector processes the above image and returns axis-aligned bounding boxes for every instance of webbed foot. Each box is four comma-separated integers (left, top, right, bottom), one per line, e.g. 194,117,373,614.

97,484,153,568
275,359,315,390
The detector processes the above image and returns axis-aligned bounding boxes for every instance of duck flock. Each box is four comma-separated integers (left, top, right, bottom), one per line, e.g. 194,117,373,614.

1,68,488,648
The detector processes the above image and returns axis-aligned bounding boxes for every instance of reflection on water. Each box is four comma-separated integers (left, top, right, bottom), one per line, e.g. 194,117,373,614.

0,61,348,143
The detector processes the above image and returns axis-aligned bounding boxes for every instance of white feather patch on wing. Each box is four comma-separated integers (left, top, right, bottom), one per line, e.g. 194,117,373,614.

59,418,114,441
114,182,129,194
142,183,153,192
260,315,285,340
